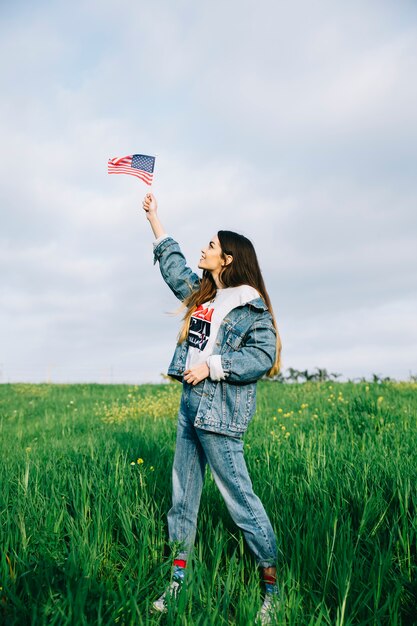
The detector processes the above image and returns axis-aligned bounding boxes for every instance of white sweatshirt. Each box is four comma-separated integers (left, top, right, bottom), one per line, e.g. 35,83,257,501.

185,285,260,381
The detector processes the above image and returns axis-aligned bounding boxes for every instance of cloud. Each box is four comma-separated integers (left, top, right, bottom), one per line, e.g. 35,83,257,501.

1,0,416,382
284,296,417,380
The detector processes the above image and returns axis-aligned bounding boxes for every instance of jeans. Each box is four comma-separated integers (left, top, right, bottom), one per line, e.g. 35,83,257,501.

167,381,277,568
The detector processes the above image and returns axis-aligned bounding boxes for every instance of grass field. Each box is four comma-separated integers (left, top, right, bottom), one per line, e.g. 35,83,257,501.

1,381,416,625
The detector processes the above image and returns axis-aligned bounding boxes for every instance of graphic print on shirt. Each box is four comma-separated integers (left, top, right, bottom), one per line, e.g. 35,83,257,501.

188,305,214,351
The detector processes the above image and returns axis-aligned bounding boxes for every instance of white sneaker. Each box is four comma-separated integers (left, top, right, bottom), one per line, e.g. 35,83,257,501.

256,592,282,625
152,580,181,613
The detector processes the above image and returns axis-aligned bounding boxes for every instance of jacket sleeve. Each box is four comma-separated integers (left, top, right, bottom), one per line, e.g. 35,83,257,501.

220,315,277,383
153,236,201,302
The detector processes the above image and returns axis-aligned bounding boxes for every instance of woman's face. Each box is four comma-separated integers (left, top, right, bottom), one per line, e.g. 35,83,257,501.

198,235,225,274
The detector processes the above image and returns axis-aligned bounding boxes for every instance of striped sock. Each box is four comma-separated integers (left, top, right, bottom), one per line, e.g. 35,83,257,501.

173,558,187,582
263,573,279,595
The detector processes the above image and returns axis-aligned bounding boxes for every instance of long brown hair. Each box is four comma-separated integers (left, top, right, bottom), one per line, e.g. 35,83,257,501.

178,231,281,376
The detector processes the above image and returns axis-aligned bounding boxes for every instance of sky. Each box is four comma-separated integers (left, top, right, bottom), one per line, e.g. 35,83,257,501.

1,0,416,384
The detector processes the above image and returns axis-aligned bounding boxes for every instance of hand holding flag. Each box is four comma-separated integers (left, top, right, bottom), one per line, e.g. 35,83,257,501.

108,154,155,186
142,193,158,216
142,193,166,239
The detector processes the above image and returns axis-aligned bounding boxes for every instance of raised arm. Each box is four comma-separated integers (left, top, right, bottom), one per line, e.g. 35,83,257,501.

142,193,201,302
142,193,166,239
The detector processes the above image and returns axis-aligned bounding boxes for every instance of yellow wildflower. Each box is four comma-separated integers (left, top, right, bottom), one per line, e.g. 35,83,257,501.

137,458,144,465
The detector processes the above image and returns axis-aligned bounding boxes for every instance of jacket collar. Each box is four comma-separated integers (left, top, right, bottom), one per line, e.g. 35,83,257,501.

246,296,269,312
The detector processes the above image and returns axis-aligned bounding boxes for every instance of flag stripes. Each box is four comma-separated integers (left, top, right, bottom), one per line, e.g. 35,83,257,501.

108,154,155,185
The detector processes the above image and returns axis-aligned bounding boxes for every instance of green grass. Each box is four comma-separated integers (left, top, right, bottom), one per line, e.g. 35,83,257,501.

1,381,416,625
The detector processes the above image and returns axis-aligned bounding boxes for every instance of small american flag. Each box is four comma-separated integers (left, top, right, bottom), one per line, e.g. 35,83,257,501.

108,154,155,185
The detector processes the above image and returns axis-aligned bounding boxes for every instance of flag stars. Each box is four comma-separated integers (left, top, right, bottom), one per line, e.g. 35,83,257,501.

132,154,155,173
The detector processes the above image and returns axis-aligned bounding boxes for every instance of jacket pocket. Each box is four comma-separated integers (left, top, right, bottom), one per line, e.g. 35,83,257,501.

230,383,256,431
220,382,257,433
225,328,244,351
220,381,239,427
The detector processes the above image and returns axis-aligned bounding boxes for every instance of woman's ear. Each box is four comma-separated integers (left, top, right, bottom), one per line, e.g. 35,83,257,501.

223,254,233,267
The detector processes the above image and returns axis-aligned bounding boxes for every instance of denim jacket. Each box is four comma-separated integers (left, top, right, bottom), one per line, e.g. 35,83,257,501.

153,237,277,437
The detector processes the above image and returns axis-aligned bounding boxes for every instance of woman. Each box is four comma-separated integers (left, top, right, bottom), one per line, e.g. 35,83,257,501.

142,193,282,624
